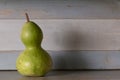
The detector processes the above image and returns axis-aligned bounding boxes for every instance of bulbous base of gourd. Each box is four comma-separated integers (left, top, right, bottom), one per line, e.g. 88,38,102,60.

16,48,52,77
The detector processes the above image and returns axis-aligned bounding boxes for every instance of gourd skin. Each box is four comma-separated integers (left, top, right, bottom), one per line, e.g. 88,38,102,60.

21,22,43,48
16,21,52,76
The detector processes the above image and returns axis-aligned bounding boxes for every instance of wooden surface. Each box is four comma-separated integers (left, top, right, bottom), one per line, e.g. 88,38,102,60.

1,50,120,70
0,70,120,80
1,0,120,70
0,20,120,50
0,0,120,50
0,0,120,19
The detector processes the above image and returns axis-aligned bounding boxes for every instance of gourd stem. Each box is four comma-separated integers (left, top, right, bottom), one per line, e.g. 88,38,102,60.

25,13,30,22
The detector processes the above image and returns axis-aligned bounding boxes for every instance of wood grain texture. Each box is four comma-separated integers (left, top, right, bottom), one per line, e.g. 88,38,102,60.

0,19,120,50
1,50,120,70
0,0,120,19
1,71,120,80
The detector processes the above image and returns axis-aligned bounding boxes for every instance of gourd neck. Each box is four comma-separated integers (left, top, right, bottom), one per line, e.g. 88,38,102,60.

26,46,42,50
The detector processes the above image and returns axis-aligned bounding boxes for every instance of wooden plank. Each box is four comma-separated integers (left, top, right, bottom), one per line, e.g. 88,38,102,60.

0,19,120,50
1,50,120,70
0,0,120,19
1,71,120,80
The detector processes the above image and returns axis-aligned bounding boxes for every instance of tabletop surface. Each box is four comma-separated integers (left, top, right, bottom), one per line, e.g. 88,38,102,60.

0,70,120,80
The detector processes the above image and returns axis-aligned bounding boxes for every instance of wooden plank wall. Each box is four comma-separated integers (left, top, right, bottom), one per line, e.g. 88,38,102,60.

0,0,120,69
0,0,119,50
0,20,120,51
0,0,119,19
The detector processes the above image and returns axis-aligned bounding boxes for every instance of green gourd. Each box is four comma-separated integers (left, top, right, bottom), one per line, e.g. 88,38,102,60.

16,13,52,76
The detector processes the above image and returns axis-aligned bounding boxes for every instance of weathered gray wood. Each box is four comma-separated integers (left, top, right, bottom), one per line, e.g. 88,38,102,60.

1,50,120,70
0,19,120,50
0,0,120,19
1,71,120,80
